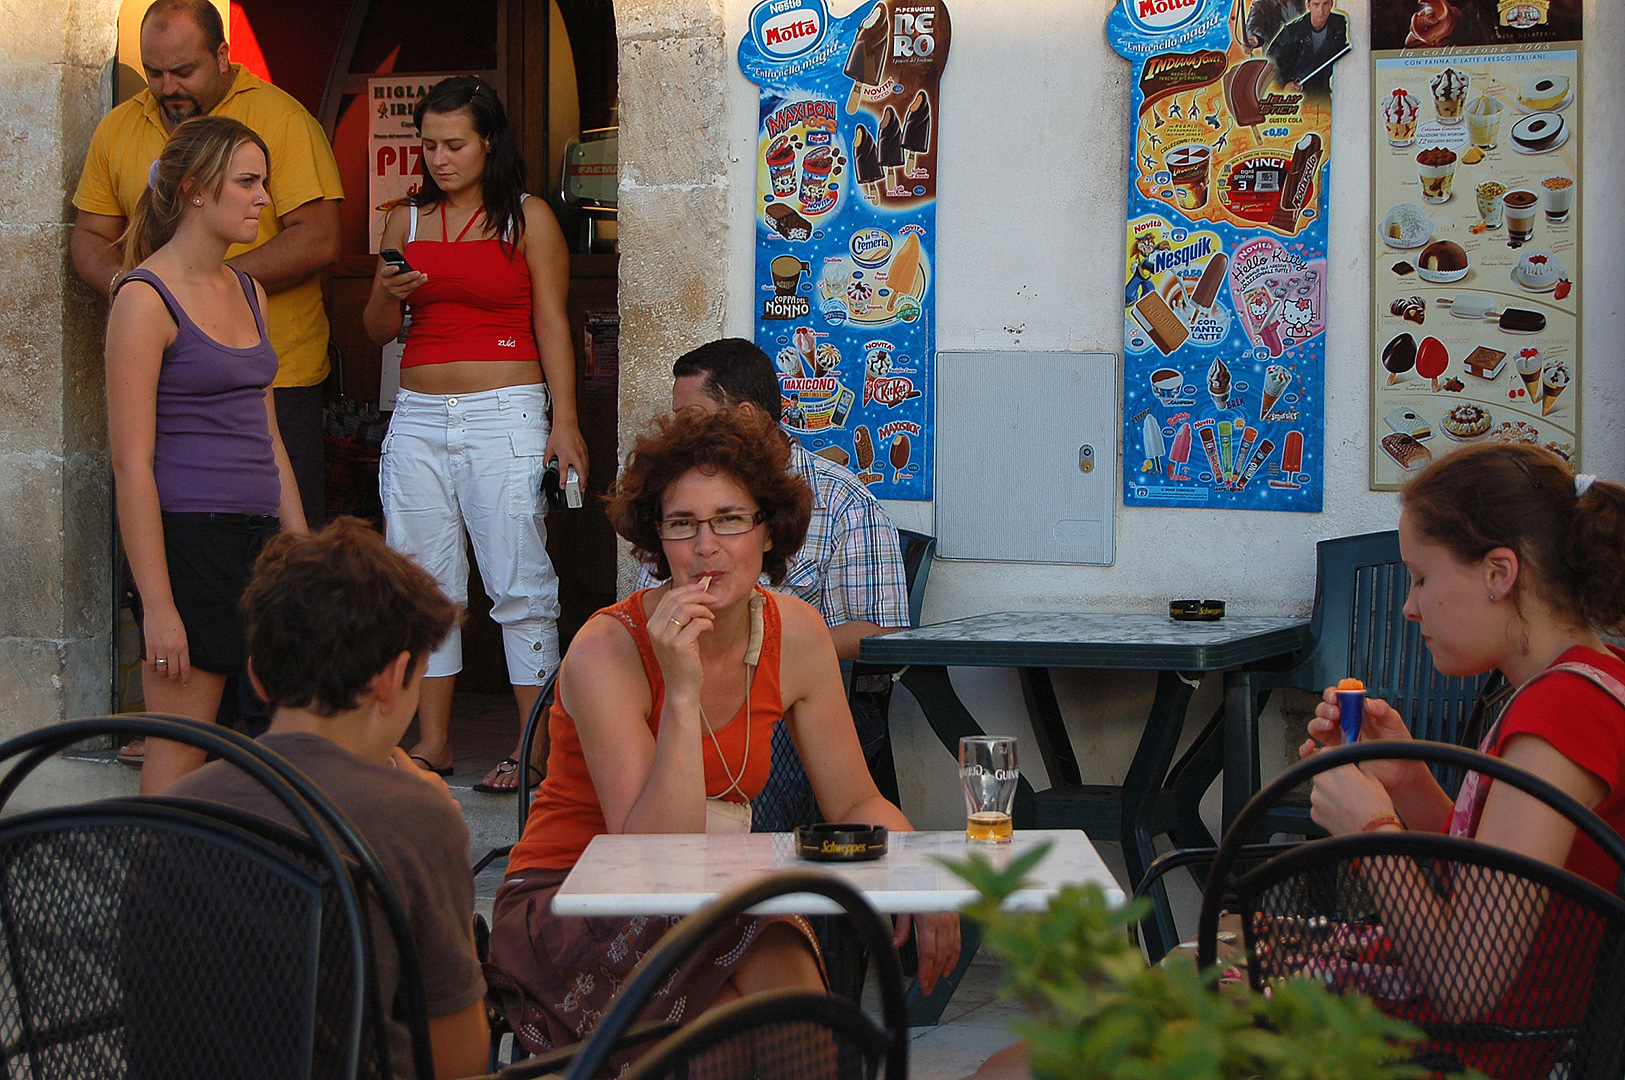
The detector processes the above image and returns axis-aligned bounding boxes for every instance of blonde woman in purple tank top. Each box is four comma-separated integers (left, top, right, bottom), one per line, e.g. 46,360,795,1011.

105,116,306,793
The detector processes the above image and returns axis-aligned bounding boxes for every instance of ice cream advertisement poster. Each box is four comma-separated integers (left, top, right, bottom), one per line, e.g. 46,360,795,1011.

739,0,949,501
1109,0,1347,512
1368,1,1581,489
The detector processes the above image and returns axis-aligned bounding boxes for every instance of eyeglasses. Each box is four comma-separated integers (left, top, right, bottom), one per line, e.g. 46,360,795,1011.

657,510,764,541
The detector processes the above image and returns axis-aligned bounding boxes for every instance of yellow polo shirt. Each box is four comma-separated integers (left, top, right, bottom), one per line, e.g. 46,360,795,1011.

74,65,344,388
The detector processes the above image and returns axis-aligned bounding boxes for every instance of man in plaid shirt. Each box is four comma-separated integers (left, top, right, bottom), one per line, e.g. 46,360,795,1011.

638,338,909,824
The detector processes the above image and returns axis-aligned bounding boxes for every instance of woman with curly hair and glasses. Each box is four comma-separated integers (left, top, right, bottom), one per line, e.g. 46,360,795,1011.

485,407,959,1059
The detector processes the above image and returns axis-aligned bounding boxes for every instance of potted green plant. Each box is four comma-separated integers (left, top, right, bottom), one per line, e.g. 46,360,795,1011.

943,845,1464,1080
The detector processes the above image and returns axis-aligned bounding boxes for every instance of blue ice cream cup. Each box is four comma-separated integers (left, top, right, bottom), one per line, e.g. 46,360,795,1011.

1336,681,1366,745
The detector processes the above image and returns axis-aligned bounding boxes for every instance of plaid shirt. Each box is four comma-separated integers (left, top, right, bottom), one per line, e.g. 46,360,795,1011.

635,438,908,629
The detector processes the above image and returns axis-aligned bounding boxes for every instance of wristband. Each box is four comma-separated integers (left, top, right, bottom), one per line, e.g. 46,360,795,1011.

1359,813,1405,833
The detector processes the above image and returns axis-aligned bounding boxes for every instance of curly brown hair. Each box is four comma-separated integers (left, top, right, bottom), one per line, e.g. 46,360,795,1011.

608,407,811,584
242,517,460,716
1401,443,1625,635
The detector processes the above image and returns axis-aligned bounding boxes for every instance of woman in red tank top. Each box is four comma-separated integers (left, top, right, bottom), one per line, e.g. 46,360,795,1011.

484,409,960,1059
364,77,584,791
1297,444,1625,1078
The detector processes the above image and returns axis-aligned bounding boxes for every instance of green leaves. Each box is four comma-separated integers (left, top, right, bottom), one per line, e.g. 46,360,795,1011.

938,850,1455,1080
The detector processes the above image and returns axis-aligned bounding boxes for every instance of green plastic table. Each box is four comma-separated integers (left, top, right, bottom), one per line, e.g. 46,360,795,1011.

860,611,1311,971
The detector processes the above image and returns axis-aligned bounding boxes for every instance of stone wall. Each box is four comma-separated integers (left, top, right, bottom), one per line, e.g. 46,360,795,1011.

611,0,731,590
0,0,120,735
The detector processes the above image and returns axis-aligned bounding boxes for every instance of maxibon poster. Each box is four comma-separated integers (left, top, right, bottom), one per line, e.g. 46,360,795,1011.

1368,0,1581,488
739,0,950,501
1109,0,1348,513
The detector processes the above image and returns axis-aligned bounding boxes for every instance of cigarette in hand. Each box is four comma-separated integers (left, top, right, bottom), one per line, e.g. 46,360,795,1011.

700,575,712,591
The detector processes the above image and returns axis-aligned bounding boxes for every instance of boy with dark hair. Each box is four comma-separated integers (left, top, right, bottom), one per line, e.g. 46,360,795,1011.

170,517,487,1079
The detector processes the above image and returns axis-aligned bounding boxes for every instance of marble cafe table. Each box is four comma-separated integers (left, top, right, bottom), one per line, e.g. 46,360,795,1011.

551,829,1123,918
859,611,1311,962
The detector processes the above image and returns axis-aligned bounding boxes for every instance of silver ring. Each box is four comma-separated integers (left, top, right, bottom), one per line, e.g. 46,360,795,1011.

155,658,168,667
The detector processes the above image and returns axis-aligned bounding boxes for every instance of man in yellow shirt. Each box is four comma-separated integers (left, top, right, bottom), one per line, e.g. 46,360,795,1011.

72,0,343,526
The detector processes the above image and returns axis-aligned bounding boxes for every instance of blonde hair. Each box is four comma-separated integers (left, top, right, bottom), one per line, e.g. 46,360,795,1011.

120,116,271,272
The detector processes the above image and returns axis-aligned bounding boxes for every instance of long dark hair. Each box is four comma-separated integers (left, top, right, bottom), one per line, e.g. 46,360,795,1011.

1402,443,1625,635
122,116,270,271
410,76,526,252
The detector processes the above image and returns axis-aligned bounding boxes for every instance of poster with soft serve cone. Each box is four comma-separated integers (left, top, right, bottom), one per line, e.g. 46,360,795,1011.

1368,0,1581,487
740,0,949,500
1110,0,1347,512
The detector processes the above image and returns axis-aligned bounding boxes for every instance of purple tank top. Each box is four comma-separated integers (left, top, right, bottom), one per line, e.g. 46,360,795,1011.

119,268,281,516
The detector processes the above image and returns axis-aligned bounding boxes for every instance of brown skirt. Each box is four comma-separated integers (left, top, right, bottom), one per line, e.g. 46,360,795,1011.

484,868,825,1062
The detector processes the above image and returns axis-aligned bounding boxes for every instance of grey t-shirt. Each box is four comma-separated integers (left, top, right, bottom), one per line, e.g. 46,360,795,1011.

170,732,484,1076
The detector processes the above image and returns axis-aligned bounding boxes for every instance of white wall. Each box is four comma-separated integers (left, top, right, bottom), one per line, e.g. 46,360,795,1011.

719,0,1625,830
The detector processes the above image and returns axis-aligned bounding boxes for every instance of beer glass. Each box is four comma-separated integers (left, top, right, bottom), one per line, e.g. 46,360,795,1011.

959,736,1018,843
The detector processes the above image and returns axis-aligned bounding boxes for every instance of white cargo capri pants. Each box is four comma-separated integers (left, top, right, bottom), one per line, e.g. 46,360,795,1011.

380,385,560,684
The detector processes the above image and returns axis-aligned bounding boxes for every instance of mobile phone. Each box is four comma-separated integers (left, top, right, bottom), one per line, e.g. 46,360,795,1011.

379,248,414,274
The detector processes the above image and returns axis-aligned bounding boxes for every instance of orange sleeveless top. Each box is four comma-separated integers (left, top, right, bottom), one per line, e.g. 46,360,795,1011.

508,587,784,872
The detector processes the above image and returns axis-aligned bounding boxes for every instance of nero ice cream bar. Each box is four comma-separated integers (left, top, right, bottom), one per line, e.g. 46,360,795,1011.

852,124,882,195
844,2,890,113
902,90,932,158
1191,252,1229,312
1235,438,1275,490
879,105,904,188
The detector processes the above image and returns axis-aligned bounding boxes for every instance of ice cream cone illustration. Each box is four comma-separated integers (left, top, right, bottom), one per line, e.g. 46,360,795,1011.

885,233,923,312
1541,358,1569,416
1260,365,1291,419
1207,356,1231,412
1515,347,1544,403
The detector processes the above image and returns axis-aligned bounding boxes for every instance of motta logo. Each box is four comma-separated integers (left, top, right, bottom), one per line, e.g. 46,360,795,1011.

752,0,826,59
1125,0,1203,34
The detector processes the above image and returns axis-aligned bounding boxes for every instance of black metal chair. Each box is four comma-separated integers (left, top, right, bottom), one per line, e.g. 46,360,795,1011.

479,870,908,1080
472,668,560,877
1227,530,1488,834
0,714,436,1080
1197,740,1625,1079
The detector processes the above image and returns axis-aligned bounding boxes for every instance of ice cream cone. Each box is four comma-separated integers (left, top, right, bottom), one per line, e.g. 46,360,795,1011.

1517,369,1543,401
1260,392,1281,418
1541,382,1564,415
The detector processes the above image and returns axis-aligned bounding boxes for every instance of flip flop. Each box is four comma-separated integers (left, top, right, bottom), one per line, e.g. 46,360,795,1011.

117,737,145,766
408,754,454,777
472,757,544,794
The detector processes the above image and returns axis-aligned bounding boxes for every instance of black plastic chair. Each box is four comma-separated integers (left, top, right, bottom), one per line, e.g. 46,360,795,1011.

477,870,907,1080
1227,530,1488,835
0,714,436,1080
1197,740,1625,1079
472,668,560,877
